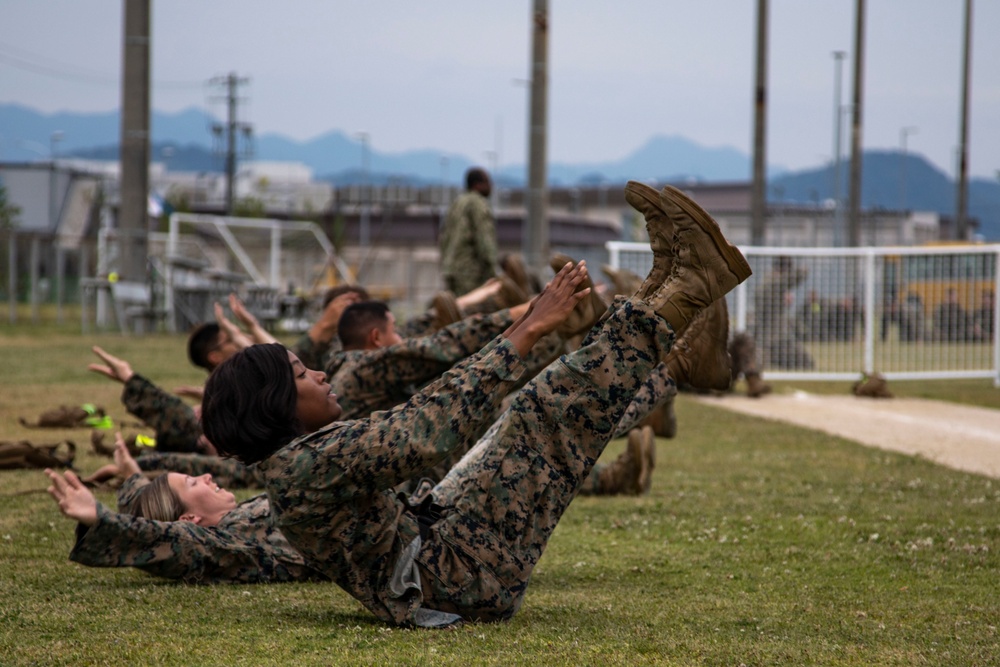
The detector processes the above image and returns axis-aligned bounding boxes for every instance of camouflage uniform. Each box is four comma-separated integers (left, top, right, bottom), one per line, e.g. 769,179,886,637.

440,191,497,295
122,375,202,454
260,297,674,627
136,452,265,489
752,264,812,369
68,474,325,584
291,311,439,374
325,309,518,421
290,333,342,377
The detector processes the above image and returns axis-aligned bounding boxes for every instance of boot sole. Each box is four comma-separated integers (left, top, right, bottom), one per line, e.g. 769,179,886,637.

660,186,752,284
624,180,663,213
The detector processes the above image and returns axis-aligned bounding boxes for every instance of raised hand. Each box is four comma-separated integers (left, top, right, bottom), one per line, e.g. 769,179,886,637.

88,345,135,384
213,302,253,350
310,291,364,343
45,469,99,527
504,261,590,356
113,433,142,478
229,293,277,344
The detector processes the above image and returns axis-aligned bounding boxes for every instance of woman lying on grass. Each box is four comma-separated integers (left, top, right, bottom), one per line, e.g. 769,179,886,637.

198,191,751,627
44,436,326,584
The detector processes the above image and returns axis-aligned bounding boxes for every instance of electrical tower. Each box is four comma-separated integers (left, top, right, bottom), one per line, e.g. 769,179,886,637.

209,73,254,215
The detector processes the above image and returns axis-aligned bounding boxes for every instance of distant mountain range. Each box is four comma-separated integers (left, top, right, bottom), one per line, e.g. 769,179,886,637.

2,102,999,239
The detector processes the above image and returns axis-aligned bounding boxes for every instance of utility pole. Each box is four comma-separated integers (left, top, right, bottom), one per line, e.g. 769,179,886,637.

956,0,973,240
832,51,846,247
847,0,866,247
524,0,549,275
750,0,769,246
119,0,150,283
210,73,253,215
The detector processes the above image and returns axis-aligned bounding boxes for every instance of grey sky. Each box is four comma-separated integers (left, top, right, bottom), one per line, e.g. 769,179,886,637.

1,0,997,178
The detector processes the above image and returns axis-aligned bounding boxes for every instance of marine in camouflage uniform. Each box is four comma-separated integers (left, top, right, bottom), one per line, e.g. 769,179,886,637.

439,181,498,296
292,308,447,375
68,473,325,584
326,308,533,421
261,298,676,627
246,180,751,627
121,375,204,454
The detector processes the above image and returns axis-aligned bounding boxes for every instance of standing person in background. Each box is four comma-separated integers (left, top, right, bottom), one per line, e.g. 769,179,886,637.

440,167,497,296
753,256,813,370
972,290,995,341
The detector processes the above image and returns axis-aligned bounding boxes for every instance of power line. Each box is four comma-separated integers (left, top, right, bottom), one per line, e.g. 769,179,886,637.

0,43,203,89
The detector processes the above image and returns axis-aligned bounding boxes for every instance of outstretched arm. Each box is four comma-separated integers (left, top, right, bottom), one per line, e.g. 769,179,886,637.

214,302,254,350
88,345,135,384
228,293,278,345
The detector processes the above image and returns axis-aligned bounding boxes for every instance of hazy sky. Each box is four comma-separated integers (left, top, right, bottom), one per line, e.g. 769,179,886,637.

1,0,997,178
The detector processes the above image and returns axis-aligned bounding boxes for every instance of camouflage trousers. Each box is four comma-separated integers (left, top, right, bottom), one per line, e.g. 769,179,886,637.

417,297,675,621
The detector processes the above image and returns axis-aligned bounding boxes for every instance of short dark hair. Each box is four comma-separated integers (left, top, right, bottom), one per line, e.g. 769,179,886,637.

322,284,370,309
338,301,391,350
201,343,300,465
188,323,222,371
465,167,489,191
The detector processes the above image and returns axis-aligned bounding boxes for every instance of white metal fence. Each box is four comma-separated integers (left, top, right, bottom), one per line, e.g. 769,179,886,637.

607,242,1000,385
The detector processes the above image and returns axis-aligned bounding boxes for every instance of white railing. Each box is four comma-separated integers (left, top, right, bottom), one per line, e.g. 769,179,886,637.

607,242,1000,386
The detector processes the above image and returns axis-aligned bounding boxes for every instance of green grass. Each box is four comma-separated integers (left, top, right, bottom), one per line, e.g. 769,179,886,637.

1,330,999,665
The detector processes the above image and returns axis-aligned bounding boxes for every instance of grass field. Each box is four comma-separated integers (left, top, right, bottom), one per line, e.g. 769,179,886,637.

1,325,999,666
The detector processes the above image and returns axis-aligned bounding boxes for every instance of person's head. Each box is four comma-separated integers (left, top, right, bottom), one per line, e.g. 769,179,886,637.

322,284,370,310
337,301,403,350
465,167,491,198
945,287,959,304
773,256,794,272
201,343,341,464
187,323,239,372
123,472,237,526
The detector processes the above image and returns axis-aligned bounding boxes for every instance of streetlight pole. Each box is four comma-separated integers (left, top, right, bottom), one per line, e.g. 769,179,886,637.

899,126,918,212
356,131,370,249
749,0,769,246
49,131,64,230
439,156,449,230
50,130,65,325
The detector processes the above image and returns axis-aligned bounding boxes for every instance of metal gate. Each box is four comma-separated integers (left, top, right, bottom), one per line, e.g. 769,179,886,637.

607,242,1000,385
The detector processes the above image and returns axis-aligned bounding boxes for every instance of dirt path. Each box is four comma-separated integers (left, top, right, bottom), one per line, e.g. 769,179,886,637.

695,392,1000,478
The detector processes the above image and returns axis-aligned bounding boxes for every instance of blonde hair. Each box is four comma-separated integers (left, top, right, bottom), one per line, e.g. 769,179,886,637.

124,474,184,522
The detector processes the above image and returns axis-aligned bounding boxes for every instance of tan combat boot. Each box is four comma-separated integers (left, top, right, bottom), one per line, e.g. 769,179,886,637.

745,372,772,398
624,181,674,299
852,373,893,398
601,264,643,297
663,298,732,391
644,186,752,336
497,274,529,308
549,253,607,339
500,253,534,296
431,291,462,330
594,428,649,495
640,397,677,439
